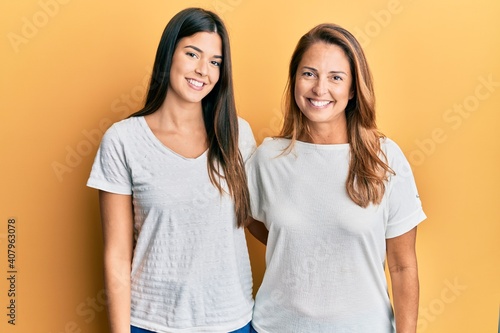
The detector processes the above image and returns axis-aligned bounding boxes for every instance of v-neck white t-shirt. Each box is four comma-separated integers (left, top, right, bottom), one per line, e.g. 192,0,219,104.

246,137,426,333
87,116,256,333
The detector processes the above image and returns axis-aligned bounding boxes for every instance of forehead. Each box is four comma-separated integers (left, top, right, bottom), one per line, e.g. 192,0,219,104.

176,32,222,55
299,42,350,72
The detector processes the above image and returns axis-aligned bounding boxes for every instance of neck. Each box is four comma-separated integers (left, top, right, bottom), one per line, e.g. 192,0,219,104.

154,98,204,131
301,119,348,144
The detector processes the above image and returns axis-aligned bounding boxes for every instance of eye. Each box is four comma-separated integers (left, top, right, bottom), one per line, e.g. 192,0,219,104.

332,75,343,81
186,52,198,58
302,71,315,78
211,60,222,67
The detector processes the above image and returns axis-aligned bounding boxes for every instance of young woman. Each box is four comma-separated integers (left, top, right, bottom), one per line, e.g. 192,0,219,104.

87,8,256,333
246,23,426,333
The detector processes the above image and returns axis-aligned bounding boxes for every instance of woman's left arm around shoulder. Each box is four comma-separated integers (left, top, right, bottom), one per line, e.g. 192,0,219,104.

386,226,419,333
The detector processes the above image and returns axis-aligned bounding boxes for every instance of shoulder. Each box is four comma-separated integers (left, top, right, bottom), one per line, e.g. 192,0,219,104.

237,116,251,129
103,117,142,140
249,138,290,163
246,138,289,184
237,117,254,140
237,117,257,161
380,137,402,152
260,137,289,149
99,117,143,151
108,116,141,134
380,137,416,181
380,137,408,165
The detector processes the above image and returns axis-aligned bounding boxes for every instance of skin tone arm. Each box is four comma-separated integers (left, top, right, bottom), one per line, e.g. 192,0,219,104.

386,227,419,333
99,191,134,333
246,217,268,245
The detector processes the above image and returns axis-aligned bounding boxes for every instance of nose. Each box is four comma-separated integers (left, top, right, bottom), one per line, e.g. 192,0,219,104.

195,61,208,77
312,78,327,96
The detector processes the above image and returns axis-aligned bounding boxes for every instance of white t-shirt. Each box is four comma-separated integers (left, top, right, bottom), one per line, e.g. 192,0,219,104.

87,116,256,333
246,137,426,333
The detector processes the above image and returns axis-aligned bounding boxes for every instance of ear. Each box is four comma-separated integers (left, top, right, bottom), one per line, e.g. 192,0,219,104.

349,88,354,100
348,80,355,99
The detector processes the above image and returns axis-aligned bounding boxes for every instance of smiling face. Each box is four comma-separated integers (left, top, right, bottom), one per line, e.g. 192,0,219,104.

294,42,354,133
167,31,222,107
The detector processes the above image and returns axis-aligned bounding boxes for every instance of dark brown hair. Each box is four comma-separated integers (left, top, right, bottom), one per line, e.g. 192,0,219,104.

130,8,250,226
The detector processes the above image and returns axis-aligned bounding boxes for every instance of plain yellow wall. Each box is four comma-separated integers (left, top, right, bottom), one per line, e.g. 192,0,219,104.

1,1,499,332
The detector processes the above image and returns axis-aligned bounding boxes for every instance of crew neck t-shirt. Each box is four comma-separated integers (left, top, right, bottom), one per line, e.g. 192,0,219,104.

246,137,426,333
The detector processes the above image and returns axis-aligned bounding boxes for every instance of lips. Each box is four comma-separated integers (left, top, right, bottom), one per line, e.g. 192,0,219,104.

308,99,331,107
187,78,205,89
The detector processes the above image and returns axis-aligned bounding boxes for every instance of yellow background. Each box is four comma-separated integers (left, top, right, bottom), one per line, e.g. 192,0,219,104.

1,0,499,332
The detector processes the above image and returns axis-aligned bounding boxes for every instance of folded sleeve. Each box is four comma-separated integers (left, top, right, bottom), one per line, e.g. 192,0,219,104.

385,141,427,238
86,124,132,195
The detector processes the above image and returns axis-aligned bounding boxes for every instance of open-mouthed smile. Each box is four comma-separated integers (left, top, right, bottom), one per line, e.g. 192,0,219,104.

308,99,332,108
187,78,205,89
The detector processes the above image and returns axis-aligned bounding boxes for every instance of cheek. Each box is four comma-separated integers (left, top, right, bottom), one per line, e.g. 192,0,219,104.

169,61,184,83
294,81,307,101
335,86,352,101
210,69,221,84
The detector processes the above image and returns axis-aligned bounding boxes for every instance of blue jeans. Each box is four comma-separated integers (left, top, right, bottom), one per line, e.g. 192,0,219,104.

131,322,254,333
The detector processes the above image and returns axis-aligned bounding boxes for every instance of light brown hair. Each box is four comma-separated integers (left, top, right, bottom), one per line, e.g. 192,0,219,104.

281,23,394,207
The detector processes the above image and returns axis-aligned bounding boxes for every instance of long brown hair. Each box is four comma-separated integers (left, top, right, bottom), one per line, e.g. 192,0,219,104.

129,8,250,226
281,23,394,207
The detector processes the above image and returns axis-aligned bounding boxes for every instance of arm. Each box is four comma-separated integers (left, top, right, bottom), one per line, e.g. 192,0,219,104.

386,227,419,333
99,191,134,333
246,217,268,245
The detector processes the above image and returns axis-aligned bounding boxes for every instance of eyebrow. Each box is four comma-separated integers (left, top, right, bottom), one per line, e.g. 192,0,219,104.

184,45,223,59
302,66,347,75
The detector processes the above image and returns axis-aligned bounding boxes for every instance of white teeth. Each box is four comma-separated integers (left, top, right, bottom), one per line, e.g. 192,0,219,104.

187,79,203,87
310,99,330,107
